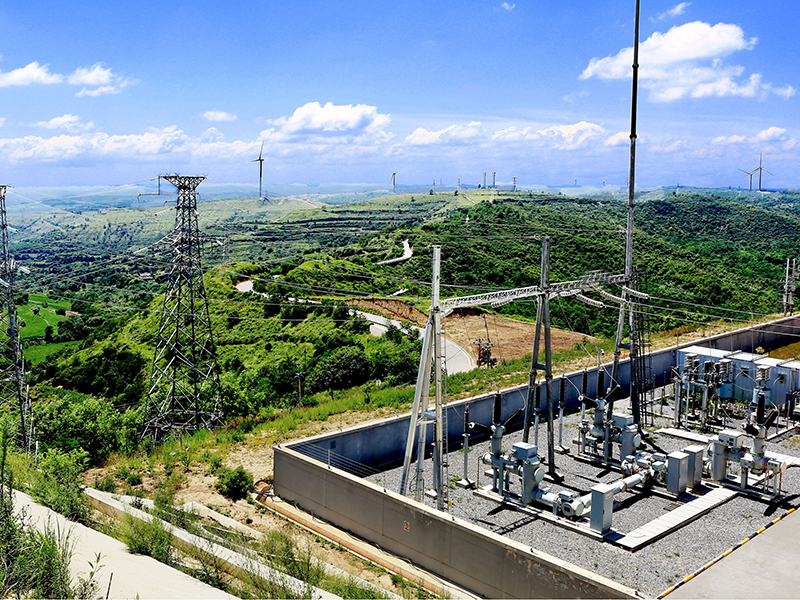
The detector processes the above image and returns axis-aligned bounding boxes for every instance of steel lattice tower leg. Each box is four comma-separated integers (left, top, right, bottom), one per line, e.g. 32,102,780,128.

142,176,222,440
0,186,31,451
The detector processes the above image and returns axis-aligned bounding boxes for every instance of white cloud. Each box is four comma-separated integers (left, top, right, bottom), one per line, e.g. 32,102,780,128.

406,121,484,146
72,64,131,97
534,121,605,150
33,114,94,133
200,127,225,142
652,140,684,152
0,62,63,87
756,126,787,142
784,139,797,150
76,85,120,97
67,64,115,86
654,2,691,21
203,110,237,122
0,118,5,128
491,121,605,149
0,60,130,95
267,101,392,144
581,21,795,102
500,2,515,11
711,134,747,145
605,131,629,146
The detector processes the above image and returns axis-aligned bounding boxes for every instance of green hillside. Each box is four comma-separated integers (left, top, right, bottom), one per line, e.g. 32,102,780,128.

8,186,800,470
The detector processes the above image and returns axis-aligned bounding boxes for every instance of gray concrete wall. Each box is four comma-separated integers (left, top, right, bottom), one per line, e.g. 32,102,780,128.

276,317,800,599
273,446,636,600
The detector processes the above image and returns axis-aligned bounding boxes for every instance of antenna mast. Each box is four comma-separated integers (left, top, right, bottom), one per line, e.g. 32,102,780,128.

0,186,32,451
610,0,644,426
142,175,223,440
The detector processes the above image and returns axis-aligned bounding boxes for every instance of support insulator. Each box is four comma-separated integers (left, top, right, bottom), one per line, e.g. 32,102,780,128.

622,285,650,300
594,288,625,303
575,294,605,308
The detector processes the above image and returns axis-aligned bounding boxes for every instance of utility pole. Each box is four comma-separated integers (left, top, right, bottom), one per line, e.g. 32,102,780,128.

610,0,643,427
0,186,32,451
492,172,497,189
142,175,223,441
784,258,797,316
295,363,305,405
483,172,487,189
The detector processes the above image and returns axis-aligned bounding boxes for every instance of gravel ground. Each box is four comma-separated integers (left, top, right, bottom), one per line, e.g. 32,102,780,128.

366,394,800,598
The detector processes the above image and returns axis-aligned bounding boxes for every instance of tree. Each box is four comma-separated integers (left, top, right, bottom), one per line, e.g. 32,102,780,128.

307,346,371,398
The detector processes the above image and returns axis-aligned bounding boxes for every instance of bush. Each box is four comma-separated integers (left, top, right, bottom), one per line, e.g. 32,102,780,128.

123,513,174,565
126,472,142,487
94,474,116,493
306,346,371,395
0,417,78,599
18,523,74,599
32,387,142,464
214,466,253,501
33,449,90,525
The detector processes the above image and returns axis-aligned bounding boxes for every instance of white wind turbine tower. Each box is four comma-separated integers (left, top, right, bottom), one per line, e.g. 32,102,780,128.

754,151,773,191
252,137,267,202
738,166,757,191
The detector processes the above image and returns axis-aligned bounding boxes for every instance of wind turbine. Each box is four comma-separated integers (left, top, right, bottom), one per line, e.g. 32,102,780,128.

391,172,396,193
738,167,757,191
740,151,773,191
252,137,266,202
754,151,773,191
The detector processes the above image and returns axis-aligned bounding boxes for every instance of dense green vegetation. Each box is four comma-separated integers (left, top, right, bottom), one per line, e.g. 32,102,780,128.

7,187,800,470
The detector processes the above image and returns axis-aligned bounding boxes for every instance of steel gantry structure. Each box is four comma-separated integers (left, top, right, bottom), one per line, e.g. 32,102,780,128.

399,238,627,506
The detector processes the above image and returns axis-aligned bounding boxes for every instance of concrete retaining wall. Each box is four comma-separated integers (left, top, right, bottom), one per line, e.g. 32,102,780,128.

275,316,800,598
273,446,636,599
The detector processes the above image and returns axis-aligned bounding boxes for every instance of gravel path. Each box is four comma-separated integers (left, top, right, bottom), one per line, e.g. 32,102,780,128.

367,397,800,598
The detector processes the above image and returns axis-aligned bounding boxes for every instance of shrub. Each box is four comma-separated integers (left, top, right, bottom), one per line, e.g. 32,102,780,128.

126,472,143,487
214,466,253,501
19,523,74,599
94,474,116,493
33,449,90,525
0,417,78,599
32,387,142,464
123,513,174,565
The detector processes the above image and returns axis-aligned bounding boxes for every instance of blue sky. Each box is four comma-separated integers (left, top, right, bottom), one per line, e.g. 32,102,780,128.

0,1,797,190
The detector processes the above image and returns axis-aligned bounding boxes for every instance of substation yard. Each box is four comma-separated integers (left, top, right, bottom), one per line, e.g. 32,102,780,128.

366,399,800,598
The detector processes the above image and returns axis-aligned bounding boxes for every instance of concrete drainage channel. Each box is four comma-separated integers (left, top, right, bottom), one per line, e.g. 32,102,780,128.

85,488,400,600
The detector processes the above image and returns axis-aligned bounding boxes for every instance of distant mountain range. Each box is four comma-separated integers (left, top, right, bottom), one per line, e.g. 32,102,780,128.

3,181,793,219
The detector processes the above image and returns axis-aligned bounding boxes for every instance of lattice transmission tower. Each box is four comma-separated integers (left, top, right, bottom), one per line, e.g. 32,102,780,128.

0,186,32,451
142,175,222,440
